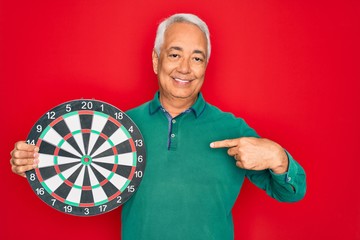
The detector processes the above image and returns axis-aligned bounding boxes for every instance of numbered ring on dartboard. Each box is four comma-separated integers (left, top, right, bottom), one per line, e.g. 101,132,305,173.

26,99,146,216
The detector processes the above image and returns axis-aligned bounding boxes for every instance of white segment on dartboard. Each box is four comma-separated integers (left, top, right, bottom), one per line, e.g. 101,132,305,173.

38,153,56,168
61,163,83,180
91,163,128,191
87,166,108,203
56,155,83,166
91,127,129,158
93,152,134,166
73,165,86,189
66,183,82,204
65,166,86,204
63,113,86,156
87,113,109,155
38,154,80,168
42,163,82,193
42,172,64,193
41,127,82,158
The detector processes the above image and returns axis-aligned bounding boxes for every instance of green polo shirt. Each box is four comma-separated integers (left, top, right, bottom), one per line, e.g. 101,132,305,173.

122,92,306,240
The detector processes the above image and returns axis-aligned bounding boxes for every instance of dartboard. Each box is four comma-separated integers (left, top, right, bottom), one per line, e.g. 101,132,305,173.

25,99,146,216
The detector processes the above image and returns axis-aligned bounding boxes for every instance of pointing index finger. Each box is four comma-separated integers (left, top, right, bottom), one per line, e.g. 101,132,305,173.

210,139,239,148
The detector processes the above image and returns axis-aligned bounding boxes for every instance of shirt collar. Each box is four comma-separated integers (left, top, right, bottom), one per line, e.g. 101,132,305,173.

149,91,206,118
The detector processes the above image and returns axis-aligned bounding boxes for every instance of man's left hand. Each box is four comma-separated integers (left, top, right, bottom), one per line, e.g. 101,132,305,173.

210,137,288,174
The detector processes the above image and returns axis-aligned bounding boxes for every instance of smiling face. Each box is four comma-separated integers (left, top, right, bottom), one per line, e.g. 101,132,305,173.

152,22,208,107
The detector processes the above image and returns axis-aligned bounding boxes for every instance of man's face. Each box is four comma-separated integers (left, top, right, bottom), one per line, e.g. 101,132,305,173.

152,22,208,103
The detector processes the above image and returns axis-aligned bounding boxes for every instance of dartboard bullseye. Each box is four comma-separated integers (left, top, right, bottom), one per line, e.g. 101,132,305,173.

26,99,146,216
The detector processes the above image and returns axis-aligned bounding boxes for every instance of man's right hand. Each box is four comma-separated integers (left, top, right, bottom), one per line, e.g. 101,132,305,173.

10,141,39,177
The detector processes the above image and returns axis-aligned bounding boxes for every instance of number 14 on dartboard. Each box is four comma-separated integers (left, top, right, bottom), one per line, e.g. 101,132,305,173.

26,99,146,216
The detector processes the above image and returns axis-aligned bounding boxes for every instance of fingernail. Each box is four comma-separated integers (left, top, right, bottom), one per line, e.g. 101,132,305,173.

210,143,214,148
34,158,39,164
34,147,39,152
34,152,39,158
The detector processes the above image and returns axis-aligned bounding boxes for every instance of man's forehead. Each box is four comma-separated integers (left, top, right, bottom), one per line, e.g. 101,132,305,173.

165,22,204,37
163,22,207,52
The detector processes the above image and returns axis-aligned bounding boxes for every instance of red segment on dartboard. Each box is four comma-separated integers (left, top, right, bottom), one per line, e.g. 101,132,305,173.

129,139,136,152
49,116,63,127
108,116,122,127
78,110,93,115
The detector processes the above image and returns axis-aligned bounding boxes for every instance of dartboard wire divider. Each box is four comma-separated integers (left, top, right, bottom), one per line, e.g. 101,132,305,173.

25,99,146,216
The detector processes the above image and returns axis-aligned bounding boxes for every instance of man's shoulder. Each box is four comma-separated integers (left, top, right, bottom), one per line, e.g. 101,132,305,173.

125,101,150,118
204,103,259,137
204,102,241,121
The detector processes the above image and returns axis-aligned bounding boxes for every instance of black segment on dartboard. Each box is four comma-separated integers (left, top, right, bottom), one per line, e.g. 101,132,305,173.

92,139,133,159
79,113,93,155
89,137,106,157
102,118,119,137
67,165,84,184
52,120,84,156
40,139,80,159
57,147,81,159
80,188,94,205
89,119,118,156
58,161,82,173
53,181,73,200
93,161,133,179
80,167,94,204
89,164,107,183
102,181,119,198
89,165,119,196
82,166,92,187
38,141,57,155
38,165,58,181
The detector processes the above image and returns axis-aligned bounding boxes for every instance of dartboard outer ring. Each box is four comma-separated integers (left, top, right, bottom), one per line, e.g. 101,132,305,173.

26,99,146,216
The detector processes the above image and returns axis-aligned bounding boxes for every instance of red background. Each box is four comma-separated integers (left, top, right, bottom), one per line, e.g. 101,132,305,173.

1,1,359,239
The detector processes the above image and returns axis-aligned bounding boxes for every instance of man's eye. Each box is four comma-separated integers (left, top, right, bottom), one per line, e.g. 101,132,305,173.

169,54,179,58
194,57,204,62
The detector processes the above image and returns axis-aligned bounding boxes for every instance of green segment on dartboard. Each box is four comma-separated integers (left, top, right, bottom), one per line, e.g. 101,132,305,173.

132,152,137,166
64,111,78,118
65,199,79,206
94,111,108,118
121,125,131,138
39,125,51,139
81,155,92,165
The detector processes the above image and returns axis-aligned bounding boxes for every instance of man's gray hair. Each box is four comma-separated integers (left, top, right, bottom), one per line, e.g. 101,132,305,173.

154,13,211,61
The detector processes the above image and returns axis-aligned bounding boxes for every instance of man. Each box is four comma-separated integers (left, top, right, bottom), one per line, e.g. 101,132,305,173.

10,13,306,239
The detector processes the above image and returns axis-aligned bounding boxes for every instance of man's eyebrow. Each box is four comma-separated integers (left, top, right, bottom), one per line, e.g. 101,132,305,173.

169,46,183,51
169,46,206,58
193,49,206,58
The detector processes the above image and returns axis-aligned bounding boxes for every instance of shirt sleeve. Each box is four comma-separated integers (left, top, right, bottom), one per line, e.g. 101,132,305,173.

245,150,306,202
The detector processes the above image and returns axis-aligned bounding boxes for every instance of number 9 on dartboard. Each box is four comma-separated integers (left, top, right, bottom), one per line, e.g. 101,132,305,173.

25,99,146,216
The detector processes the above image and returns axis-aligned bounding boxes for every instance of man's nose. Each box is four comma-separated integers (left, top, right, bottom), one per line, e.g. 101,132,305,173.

177,58,191,74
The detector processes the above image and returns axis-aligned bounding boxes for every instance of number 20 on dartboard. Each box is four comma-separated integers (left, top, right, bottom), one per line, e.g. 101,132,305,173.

25,99,146,216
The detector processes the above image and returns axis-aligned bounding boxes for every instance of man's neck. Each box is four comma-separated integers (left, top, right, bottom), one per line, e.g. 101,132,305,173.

159,94,197,118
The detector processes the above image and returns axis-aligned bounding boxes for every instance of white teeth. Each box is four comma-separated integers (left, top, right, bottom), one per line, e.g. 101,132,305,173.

174,78,190,83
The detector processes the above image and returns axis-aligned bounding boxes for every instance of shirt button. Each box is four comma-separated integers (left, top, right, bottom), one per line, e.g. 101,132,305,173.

171,133,175,138
172,119,176,124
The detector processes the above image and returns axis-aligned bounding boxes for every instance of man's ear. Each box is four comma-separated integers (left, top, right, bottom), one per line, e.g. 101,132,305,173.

152,49,159,74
